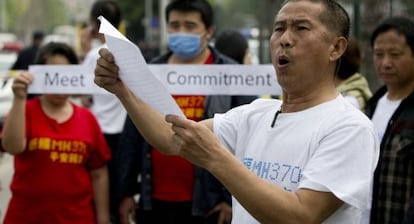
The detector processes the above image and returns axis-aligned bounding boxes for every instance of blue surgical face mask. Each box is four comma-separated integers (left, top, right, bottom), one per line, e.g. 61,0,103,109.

168,32,204,59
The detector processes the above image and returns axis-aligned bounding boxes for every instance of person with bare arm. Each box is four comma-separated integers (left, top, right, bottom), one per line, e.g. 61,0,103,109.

95,0,379,223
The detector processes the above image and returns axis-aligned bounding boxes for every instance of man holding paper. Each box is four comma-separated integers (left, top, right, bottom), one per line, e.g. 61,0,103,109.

95,0,379,223
115,0,255,223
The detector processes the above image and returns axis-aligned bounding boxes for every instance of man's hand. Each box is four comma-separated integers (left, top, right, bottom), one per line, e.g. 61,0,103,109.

206,202,232,224
94,48,128,97
165,115,227,170
119,197,136,224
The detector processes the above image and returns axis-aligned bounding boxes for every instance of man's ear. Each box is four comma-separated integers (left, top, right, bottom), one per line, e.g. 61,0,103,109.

206,26,215,40
329,37,347,62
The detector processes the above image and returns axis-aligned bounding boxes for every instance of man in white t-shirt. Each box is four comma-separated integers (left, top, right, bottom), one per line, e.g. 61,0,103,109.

94,0,379,223
82,1,126,223
365,16,414,223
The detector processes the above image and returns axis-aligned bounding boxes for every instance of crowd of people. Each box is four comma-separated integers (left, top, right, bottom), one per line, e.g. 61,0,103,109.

0,0,413,223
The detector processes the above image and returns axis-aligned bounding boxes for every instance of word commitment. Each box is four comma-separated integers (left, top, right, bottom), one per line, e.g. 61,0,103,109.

167,71,273,87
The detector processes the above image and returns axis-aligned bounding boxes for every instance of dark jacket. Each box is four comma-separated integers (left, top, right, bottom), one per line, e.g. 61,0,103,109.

116,47,256,215
11,46,39,70
366,86,414,224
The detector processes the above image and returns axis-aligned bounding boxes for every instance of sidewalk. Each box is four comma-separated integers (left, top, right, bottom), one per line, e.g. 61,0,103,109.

0,153,13,223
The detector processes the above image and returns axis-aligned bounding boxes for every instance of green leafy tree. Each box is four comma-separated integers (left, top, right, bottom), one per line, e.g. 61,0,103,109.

118,1,159,44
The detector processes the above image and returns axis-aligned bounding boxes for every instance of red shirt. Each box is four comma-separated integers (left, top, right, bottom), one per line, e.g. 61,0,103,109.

151,52,213,201
3,98,111,224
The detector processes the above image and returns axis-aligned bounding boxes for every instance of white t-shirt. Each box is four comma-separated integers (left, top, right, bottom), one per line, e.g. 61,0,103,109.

371,92,401,142
343,95,361,110
83,43,127,134
213,95,379,224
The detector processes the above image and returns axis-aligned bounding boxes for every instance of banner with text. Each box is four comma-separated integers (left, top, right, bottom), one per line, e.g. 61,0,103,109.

20,64,281,95
150,64,280,95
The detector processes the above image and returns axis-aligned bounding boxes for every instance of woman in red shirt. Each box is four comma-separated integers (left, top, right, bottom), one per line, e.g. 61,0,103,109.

2,42,111,224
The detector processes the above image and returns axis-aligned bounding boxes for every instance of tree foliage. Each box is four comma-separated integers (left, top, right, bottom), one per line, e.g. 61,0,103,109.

118,1,160,44
3,0,67,42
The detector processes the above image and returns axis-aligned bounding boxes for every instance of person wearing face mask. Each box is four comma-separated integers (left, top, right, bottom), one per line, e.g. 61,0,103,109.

168,32,207,59
116,0,256,223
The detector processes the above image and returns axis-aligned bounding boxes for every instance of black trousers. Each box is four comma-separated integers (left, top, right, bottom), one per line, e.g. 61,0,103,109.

104,133,121,224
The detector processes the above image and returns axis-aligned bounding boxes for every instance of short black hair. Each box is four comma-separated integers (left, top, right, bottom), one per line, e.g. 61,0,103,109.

371,16,414,54
337,37,361,80
35,42,79,65
282,0,350,39
215,30,248,64
166,0,214,29
90,0,122,28
32,30,45,41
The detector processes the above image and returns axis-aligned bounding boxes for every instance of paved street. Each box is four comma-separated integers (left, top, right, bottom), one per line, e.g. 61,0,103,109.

0,153,13,223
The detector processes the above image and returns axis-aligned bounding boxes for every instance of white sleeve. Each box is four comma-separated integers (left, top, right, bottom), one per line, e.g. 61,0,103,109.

213,105,248,154
82,48,99,68
343,95,361,110
299,120,379,210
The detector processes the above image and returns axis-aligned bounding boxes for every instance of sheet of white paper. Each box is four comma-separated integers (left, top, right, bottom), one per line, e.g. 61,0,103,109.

98,16,184,117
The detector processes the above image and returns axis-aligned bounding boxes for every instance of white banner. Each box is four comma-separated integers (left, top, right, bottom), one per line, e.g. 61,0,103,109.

149,64,280,95
27,65,94,94
23,64,281,95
